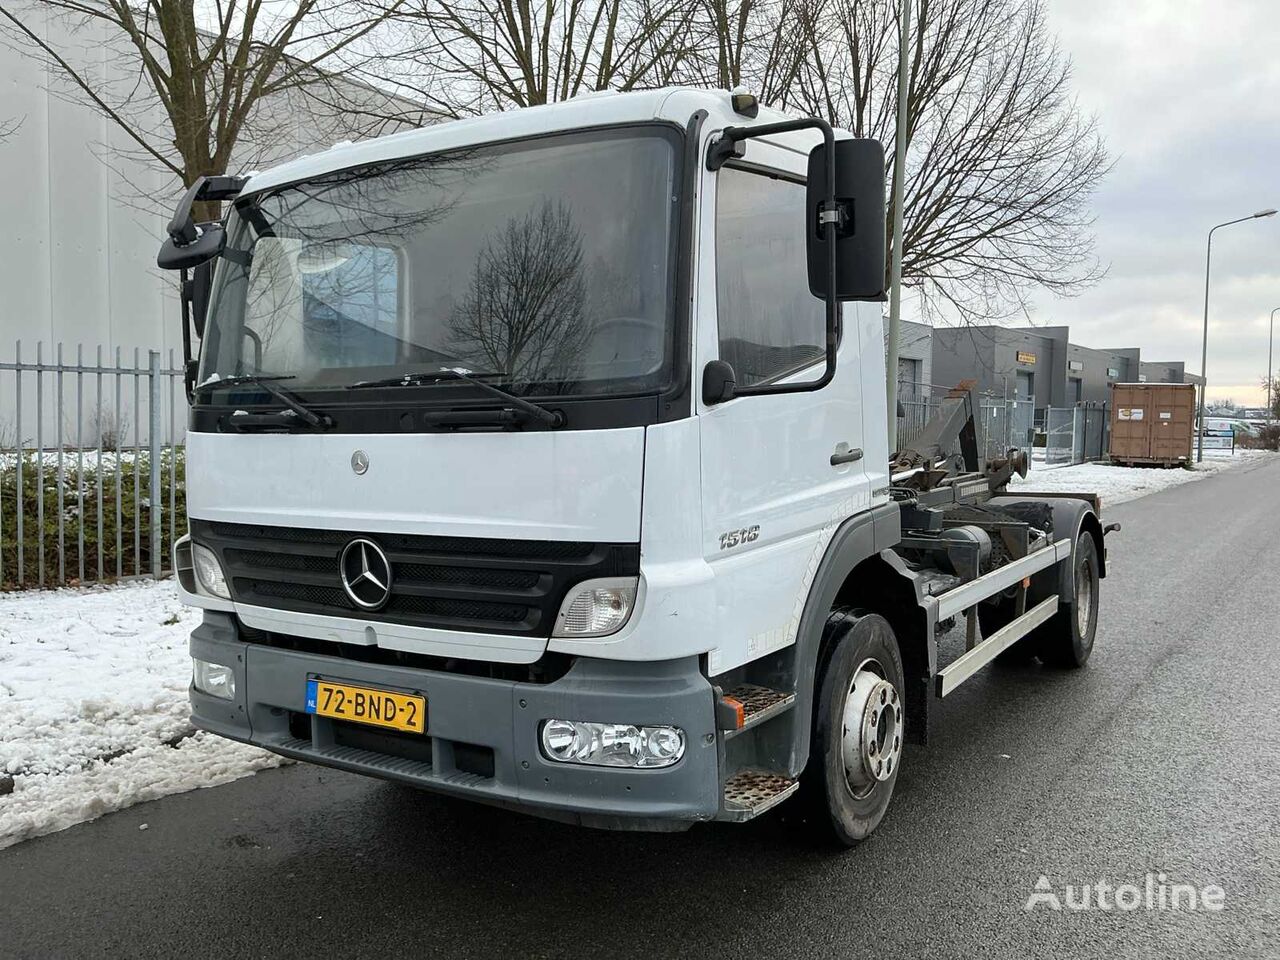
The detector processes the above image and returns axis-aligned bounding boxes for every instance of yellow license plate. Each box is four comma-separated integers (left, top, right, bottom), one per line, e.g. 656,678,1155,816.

304,679,426,733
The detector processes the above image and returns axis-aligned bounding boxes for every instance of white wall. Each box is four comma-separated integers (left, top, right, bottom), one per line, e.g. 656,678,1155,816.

0,8,179,368
0,10,425,444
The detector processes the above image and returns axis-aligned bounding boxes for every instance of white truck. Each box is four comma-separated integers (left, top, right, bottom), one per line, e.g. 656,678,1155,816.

158,87,1112,844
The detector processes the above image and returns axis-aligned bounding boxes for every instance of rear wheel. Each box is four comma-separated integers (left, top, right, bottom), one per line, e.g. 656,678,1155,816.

802,609,905,846
1037,532,1100,668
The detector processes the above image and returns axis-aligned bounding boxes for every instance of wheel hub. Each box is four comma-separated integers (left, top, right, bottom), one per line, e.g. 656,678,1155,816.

840,660,902,799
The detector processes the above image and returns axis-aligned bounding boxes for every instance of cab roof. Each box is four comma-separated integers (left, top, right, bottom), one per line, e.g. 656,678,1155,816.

238,87,823,196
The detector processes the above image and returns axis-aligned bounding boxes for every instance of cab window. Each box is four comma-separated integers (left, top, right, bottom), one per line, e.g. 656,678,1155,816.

714,166,825,387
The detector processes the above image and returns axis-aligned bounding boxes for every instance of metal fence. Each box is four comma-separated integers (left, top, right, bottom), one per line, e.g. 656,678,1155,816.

896,382,1034,462
1044,406,1076,464
1043,402,1111,466
978,397,1034,460
0,342,188,590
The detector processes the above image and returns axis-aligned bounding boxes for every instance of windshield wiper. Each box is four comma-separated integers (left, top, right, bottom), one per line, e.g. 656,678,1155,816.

348,369,563,428
195,374,333,430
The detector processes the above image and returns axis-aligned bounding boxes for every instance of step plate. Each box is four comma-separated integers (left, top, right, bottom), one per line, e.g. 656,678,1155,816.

723,684,796,738
721,771,799,821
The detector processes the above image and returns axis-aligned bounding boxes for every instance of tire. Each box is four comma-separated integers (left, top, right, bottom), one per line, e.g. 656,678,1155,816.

801,608,905,846
1037,532,1100,668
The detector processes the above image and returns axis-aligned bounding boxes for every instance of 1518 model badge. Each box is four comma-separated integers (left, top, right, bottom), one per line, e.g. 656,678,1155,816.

718,525,760,550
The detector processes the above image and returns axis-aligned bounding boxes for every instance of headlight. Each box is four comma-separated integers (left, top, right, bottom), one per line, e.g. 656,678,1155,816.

540,719,685,768
552,577,638,637
191,542,231,600
193,658,236,700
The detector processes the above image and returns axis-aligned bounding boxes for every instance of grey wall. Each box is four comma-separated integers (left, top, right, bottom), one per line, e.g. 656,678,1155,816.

893,319,933,398
932,323,1199,411
1140,360,1204,387
931,325,1064,410
1062,342,1141,404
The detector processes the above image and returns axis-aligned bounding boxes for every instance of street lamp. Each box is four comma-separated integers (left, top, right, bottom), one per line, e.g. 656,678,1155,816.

1196,208,1277,462
1269,306,1279,425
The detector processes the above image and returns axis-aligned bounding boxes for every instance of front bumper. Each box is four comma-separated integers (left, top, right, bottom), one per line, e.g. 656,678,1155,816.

191,612,721,829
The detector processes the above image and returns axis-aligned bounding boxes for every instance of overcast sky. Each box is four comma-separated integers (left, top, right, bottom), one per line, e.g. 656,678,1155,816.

1010,0,1280,404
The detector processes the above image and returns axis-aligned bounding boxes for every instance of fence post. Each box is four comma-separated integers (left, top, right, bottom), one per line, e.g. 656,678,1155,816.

148,350,162,577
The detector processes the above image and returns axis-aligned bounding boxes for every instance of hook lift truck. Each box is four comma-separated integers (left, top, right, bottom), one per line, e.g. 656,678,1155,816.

159,88,1116,844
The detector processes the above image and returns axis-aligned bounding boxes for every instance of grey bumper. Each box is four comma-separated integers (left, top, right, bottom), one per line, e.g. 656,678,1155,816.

190,612,721,828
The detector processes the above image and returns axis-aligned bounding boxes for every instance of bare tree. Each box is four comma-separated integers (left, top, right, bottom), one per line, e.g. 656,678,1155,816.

675,0,820,106
0,0,420,217
785,0,1109,321
374,0,702,116
448,201,590,382
0,116,24,141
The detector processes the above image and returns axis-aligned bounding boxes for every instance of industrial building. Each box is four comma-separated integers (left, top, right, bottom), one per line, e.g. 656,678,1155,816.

930,324,1204,418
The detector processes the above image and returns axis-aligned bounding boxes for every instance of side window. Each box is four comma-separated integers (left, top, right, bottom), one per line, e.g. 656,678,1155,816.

715,166,825,387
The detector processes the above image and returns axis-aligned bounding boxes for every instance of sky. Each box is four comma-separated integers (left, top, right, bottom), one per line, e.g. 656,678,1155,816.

1016,0,1280,405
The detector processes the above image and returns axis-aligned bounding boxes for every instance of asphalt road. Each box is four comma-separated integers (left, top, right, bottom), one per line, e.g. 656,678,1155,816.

3,457,1279,959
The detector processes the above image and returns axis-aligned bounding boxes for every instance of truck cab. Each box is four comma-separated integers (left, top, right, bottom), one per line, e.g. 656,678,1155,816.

161,88,1107,843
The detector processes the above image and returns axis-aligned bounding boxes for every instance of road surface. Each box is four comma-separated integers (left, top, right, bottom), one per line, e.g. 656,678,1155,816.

3,456,1279,958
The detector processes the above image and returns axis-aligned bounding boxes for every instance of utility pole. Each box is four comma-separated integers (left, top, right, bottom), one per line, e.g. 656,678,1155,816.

885,0,911,455
1269,307,1278,424
1196,209,1276,461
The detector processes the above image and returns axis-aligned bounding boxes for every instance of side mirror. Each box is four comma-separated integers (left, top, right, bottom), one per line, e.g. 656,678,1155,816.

157,222,225,270
805,139,886,301
702,360,736,405
156,174,246,272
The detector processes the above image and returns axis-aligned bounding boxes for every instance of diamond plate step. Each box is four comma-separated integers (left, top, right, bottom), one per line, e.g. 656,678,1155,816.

720,770,799,821
721,683,796,739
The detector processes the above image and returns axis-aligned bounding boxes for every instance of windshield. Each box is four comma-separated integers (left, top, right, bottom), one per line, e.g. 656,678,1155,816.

198,127,679,399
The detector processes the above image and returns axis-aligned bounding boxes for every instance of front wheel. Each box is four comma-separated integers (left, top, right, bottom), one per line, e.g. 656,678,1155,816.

802,609,905,846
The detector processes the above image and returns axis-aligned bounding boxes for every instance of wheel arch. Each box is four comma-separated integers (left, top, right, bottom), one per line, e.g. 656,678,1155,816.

989,495,1106,603
782,502,928,775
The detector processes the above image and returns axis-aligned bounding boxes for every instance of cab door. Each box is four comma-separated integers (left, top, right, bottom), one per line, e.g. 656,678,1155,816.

696,141,873,677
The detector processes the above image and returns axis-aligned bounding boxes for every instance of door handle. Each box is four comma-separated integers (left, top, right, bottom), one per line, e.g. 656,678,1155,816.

830,444,863,466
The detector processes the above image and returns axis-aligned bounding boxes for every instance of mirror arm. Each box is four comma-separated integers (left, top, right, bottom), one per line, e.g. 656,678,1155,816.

707,117,840,399
179,267,196,402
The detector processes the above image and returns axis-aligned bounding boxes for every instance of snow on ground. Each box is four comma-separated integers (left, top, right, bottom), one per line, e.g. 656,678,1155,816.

1010,449,1278,506
0,580,284,849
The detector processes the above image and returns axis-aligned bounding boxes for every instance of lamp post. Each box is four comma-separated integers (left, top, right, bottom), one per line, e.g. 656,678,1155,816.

1269,306,1279,424
885,0,911,454
1196,208,1277,462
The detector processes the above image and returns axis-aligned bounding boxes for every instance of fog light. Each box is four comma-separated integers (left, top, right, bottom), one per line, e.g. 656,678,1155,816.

539,719,685,768
191,543,231,600
193,658,235,700
552,577,638,638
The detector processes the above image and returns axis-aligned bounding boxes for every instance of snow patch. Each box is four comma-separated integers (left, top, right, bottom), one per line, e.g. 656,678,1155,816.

1010,449,1277,506
0,580,284,849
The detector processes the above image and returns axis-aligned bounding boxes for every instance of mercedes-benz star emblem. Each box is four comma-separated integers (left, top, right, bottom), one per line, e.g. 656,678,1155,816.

339,538,393,610
350,450,369,475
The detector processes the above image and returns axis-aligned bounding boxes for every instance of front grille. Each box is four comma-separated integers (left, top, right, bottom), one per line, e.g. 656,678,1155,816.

191,519,640,637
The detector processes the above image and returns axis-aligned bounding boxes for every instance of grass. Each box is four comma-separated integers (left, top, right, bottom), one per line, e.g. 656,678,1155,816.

0,449,186,590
